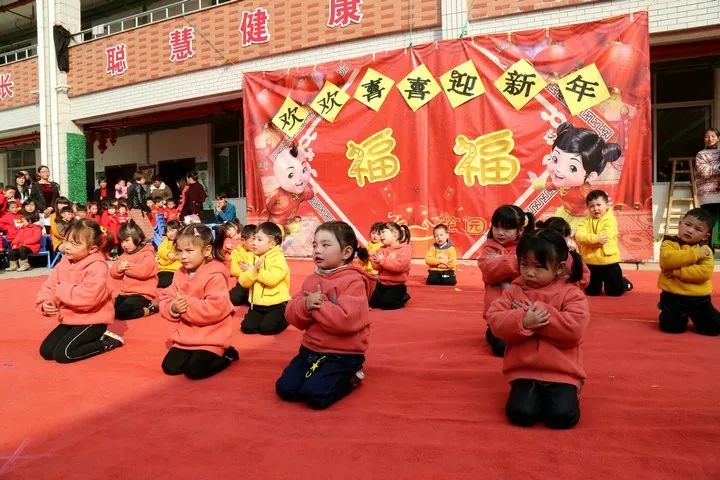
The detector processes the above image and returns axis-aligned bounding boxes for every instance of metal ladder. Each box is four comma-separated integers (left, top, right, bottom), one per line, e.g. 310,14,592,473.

663,157,699,236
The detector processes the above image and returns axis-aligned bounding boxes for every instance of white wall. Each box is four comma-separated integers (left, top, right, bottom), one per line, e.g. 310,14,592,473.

93,123,210,172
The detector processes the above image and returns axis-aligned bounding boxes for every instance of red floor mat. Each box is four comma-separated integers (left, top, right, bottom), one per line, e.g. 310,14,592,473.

1,261,719,479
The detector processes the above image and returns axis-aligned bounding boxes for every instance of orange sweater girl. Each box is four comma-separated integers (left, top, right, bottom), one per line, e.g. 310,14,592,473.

477,205,534,357
36,219,124,363
110,220,158,320
159,224,238,379
487,229,589,429
369,222,412,310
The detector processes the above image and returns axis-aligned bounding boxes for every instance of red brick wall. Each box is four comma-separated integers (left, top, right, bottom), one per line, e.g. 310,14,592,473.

68,0,441,97
468,0,601,19
0,58,38,110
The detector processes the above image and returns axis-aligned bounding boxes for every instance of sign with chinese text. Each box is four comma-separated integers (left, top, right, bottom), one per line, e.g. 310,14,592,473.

440,60,485,108
327,0,363,28
272,96,310,138
0,73,14,100
494,59,546,110
105,44,128,76
240,7,270,47
243,13,652,261
353,68,394,111
557,63,610,115
310,81,351,122
396,64,441,111
169,26,196,62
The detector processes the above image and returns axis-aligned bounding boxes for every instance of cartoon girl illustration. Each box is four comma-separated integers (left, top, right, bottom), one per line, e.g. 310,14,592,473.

538,121,621,225
263,143,315,234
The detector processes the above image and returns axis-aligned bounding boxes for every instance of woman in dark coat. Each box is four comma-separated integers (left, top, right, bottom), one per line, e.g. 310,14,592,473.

127,171,154,240
29,165,60,217
179,170,207,220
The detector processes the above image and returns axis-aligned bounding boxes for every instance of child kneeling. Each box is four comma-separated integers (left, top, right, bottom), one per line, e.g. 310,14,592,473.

36,220,124,363
159,224,239,379
657,208,720,335
424,223,457,285
487,229,589,429
276,221,375,409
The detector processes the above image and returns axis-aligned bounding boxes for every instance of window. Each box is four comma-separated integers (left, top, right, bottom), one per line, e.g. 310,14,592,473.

212,112,244,197
5,149,37,185
652,58,716,182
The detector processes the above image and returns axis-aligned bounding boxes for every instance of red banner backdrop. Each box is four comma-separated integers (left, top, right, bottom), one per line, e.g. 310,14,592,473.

243,12,652,260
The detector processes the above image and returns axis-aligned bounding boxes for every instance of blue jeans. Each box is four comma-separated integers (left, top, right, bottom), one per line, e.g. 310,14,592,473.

276,345,365,409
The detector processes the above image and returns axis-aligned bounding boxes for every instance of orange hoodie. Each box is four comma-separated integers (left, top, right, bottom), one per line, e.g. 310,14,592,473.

286,265,376,354
477,238,519,317
35,252,115,326
369,243,411,285
159,260,234,356
109,243,158,299
486,277,590,388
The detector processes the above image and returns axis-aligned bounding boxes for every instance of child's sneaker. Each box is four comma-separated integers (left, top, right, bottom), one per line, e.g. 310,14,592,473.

100,331,125,351
146,301,158,315
351,370,365,388
623,277,633,292
223,346,239,362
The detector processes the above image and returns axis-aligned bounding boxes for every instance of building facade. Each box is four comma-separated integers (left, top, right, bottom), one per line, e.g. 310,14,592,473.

0,0,718,257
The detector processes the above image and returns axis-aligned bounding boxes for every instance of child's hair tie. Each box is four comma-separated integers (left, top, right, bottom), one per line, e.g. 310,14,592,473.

193,228,200,237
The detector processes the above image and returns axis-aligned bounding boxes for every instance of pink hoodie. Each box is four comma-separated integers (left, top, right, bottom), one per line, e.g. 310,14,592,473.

477,238,520,317
159,260,234,356
35,252,115,325
109,243,158,299
286,265,376,354
369,243,412,285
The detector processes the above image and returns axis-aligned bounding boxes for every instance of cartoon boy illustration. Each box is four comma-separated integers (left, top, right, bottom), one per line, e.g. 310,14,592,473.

264,143,314,234
538,121,622,222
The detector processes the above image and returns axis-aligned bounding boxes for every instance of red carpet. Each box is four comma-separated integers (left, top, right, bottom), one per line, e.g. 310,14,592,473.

1,261,719,479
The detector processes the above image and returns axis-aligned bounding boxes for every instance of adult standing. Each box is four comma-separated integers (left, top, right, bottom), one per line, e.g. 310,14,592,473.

127,171,154,240
179,170,207,222
29,165,60,219
694,127,720,242
149,176,173,204
93,176,112,206
13,171,31,203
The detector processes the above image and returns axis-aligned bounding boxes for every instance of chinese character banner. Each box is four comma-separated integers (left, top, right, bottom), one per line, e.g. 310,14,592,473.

243,12,652,260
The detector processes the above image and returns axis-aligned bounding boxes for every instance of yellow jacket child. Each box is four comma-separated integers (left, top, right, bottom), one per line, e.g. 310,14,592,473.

157,237,181,273
238,245,291,306
575,208,620,265
658,239,714,297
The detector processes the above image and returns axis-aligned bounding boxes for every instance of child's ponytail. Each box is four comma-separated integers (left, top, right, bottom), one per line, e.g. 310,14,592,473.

566,250,584,284
399,224,411,244
356,245,369,263
523,211,536,232
211,225,226,261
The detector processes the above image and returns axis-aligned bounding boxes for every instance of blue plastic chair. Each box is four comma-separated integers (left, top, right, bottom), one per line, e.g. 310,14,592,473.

27,234,53,268
152,213,167,248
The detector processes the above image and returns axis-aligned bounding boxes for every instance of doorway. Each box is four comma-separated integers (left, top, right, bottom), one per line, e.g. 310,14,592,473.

104,163,137,196
158,158,195,200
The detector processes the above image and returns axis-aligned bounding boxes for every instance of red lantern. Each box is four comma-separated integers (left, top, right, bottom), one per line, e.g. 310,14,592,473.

533,43,576,77
86,130,96,145
325,70,346,87
595,41,638,95
97,130,108,154
108,128,117,146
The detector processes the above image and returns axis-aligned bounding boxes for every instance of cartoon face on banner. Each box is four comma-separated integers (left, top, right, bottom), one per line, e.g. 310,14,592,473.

243,13,652,261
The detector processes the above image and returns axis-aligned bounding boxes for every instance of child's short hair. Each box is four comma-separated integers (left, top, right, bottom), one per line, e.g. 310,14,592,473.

175,224,225,261
684,207,715,233
256,222,283,246
370,222,385,235
5,185,16,194
166,198,176,206
488,205,535,239
105,201,116,211
133,171,147,182
517,229,583,283
223,219,241,232
241,224,257,239
536,216,571,239
65,219,114,254
166,220,182,232
59,206,74,216
76,204,87,213
586,189,608,204
7,200,17,208
118,219,146,245
86,201,98,209
433,223,449,234
118,202,128,211
316,221,369,264
382,222,411,244
216,192,227,200
22,211,39,224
